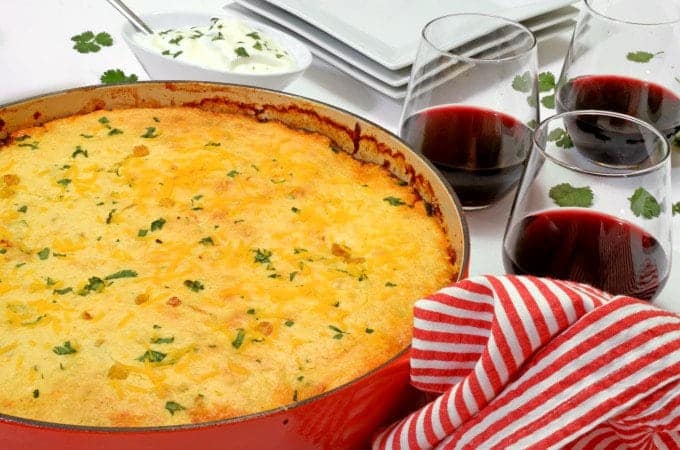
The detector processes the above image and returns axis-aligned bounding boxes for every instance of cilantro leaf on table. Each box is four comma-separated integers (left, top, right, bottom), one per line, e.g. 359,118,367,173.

512,71,532,93
673,201,680,216
626,51,661,63
71,31,114,53
94,32,113,47
541,94,555,109
547,127,573,148
100,69,138,85
549,183,594,207
629,187,661,219
537,71,558,109
538,71,556,92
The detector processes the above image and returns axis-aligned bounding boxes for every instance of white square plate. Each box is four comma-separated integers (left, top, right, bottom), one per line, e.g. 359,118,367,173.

237,0,577,70
226,3,577,98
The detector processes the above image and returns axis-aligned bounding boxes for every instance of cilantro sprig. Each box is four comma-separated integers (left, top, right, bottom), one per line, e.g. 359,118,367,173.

547,127,574,148
100,69,138,85
511,70,536,107
627,51,663,63
549,183,594,207
538,71,557,109
71,31,113,53
629,187,661,219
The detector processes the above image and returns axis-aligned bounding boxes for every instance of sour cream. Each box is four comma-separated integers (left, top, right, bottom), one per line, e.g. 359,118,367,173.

135,17,296,74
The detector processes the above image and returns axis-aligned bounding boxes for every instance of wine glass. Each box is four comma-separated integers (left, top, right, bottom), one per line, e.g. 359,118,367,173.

503,110,672,301
556,0,680,166
399,14,539,210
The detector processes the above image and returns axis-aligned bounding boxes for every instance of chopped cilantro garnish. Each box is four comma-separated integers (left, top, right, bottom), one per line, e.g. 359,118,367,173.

37,247,50,260
289,271,299,281
150,218,166,231
199,237,214,245
78,276,105,295
165,401,186,415
291,207,300,213
673,201,680,216
252,248,272,264
383,196,405,206
184,279,204,292
329,325,347,339
205,141,221,147
18,141,39,149
53,341,76,355
151,336,174,344
284,320,294,327
385,281,397,287
53,287,73,295
293,248,307,254
246,31,261,40
104,269,138,280
246,308,255,315
138,229,148,237
141,127,159,138
137,349,166,363
227,170,240,178
253,41,263,51
365,328,374,334
17,205,27,213
71,146,88,158
108,128,123,136
106,208,116,224
235,46,249,57
57,178,71,187
33,389,39,398
232,328,246,349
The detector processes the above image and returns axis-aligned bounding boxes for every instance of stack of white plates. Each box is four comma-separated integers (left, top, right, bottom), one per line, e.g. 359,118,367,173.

225,0,578,98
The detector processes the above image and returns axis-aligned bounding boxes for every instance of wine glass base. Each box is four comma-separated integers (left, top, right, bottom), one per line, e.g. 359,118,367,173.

462,204,493,211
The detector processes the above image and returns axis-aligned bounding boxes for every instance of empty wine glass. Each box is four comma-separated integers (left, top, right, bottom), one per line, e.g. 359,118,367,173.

556,0,680,166
399,14,539,210
503,110,672,301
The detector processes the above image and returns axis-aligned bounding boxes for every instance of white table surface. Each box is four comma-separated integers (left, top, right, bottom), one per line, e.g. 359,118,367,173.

1,0,678,311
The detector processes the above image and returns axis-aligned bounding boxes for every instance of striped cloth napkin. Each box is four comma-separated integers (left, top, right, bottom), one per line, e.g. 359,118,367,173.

372,275,680,449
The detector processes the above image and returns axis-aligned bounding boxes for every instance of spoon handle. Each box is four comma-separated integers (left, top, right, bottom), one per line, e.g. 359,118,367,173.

105,0,154,35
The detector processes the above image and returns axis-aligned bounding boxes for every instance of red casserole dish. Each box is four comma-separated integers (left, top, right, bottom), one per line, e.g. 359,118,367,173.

0,82,469,450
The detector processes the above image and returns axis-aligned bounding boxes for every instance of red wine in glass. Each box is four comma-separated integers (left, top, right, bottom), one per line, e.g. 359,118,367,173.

556,74,680,166
400,105,531,208
503,208,669,300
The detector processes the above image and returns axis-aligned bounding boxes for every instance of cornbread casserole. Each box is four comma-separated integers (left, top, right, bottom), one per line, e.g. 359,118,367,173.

0,107,457,427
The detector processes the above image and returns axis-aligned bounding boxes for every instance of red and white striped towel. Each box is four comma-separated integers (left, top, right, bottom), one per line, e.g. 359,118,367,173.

372,275,680,449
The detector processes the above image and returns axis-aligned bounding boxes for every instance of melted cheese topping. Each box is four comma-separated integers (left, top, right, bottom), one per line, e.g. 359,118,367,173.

0,108,457,427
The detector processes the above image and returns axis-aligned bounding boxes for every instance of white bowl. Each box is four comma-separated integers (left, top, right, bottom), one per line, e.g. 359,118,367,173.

122,12,312,91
